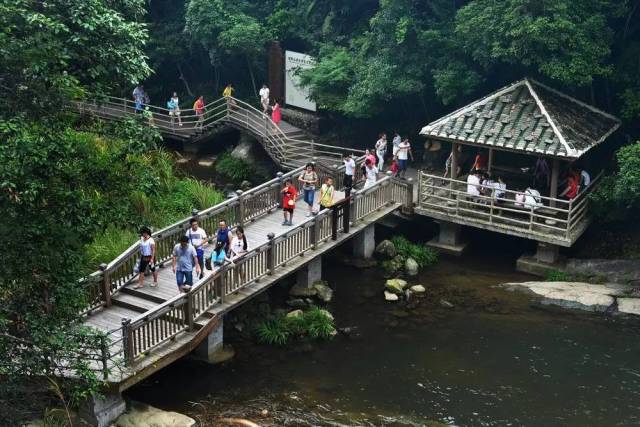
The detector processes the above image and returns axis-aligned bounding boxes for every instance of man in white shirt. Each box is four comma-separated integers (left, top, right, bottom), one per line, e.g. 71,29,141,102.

579,168,591,192
343,154,356,196
467,171,481,197
364,159,378,189
375,133,387,171
259,84,270,113
186,218,208,279
397,138,413,178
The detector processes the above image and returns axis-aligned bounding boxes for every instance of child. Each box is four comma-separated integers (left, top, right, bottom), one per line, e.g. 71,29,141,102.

319,177,335,210
281,179,297,226
389,157,399,177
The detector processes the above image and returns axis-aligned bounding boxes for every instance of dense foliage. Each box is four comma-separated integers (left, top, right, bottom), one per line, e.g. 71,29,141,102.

391,236,439,268
591,142,640,221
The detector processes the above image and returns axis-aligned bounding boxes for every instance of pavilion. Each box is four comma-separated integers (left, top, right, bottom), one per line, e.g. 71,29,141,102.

415,78,620,272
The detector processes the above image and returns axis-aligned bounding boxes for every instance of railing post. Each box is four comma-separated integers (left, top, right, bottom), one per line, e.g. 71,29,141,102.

100,334,109,380
236,190,245,227
185,291,194,331
99,263,111,307
331,206,339,241
276,172,284,201
121,318,133,365
405,178,414,212
215,272,225,303
529,206,535,231
266,232,276,274
343,200,350,234
566,198,574,240
310,217,319,249
490,198,495,224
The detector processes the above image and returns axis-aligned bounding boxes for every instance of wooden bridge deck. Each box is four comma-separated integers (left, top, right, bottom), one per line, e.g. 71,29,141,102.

79,167,414,390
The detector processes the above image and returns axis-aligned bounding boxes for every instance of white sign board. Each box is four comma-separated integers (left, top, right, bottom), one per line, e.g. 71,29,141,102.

285,50,317,112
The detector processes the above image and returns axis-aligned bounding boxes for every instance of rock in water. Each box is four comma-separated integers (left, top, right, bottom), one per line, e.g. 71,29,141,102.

405,257,419,276
375,239,397,258
385,278,408,294
440,299,454,308
286,298,307,308
410,285,426,293
286,309,304,318
384,291,399,301
289,283,318,297
312,281,334,303
116,402,196,427
318,309,335,321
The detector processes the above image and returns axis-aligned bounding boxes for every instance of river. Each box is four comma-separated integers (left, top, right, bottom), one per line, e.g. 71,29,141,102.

126,224,640,427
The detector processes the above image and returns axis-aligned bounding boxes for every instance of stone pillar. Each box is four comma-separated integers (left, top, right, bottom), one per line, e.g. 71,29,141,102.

79,392,126,427
194,318,233,364
296,256,322,288
427,221,468,256
536,242,560,264
353,223,375,259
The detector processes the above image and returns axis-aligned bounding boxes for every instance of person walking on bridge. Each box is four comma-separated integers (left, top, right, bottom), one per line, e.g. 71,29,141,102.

172,235,201,293
319,177,335,210
343,154,356,196
223,83,237,109
216,220,232,253
133,84,147,113
259,84,270,113
167,92,182,126
193,96,205,130
134,226,158,289
281,178,297,226
271,99,282,128
186,218,208,280
298,163,318,217
375,133,388,171
364,159,378,189
397,138,413,179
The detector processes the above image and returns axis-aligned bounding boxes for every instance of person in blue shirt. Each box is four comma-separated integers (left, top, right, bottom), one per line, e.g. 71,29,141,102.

167,92,182,126
216,220,232,252
210,240,227,273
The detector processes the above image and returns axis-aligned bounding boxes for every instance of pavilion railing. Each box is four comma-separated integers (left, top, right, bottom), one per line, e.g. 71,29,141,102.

417,171,601,245
109,175,411,365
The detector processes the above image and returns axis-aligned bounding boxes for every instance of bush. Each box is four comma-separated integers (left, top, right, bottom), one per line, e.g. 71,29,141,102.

86,226,138,270
391,236,438,268
215,150,252,182
591,142,640,222
254,307,336,345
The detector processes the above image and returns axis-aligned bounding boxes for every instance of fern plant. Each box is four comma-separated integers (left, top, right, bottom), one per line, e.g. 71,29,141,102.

255,317,291,345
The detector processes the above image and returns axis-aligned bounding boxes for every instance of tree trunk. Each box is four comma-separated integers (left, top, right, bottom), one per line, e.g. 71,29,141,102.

246,55,258,98
177,63,194,97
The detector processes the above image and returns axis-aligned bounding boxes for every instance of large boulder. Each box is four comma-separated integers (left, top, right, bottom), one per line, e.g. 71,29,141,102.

312,281,333,303
375,240,397,258
289,283,317,297
116,402,196,427
405,257,419,276
618,298,640,316
385,278,408,294
384,291,399,301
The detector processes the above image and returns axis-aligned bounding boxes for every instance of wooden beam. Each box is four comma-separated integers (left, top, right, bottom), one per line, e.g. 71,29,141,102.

550,158,560,208
451,142,459,180
488,148,494,173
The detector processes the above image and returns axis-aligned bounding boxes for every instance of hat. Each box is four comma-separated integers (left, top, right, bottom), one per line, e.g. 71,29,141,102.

424,141,441,152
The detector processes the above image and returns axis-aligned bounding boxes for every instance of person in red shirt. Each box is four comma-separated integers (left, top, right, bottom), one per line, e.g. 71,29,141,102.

281,179,298,226
560,173,578,200
470,151,488,172
193,96,205,130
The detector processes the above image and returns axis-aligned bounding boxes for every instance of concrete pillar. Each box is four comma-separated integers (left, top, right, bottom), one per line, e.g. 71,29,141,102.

536,242,560,264
194,318,233,364
427,221,468,256
79,392,126,427
296,256,322,288
550,158,560,207
353,223,375,259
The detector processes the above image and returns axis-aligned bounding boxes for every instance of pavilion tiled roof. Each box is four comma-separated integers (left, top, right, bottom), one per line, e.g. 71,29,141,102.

419,78,620,159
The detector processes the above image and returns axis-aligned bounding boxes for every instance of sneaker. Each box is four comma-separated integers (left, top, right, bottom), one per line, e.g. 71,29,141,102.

287,220,293,226
282,220,288,226
183,285,192,292
133,283,144,289
150,282,157,288
305,212,312,217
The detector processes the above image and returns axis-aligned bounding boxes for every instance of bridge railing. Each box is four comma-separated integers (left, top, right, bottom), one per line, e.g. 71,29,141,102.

417,171,602,245
116,175,413,364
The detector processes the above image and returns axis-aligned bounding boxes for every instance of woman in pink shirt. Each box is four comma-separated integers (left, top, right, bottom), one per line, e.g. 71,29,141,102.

271,100,282,125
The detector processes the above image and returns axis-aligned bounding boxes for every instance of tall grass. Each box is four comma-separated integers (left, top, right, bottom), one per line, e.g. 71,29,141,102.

255,307,336,345
182,177,225,210
215,150,252,182
86,226,138,269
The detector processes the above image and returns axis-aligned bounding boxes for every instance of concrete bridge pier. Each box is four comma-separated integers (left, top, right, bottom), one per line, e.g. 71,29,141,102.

427,221,468,255
79,392,126,427
296,256,322,288
194,318,234,364
516,242,564,276
353,223,375,259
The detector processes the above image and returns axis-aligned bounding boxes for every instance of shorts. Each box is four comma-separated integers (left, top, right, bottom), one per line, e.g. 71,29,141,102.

169,109,180,116
303,188,315,205
176,270,193,287
138,256,156,273
399,159,408,171
283,207,294,214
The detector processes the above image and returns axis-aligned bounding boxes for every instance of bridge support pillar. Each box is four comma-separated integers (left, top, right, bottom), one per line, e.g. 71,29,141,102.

516,242,565,277
194,318,234,364
353,223,375,259
79,392,126,427
535,242,560,264
296,256,322,288
427,221,468,256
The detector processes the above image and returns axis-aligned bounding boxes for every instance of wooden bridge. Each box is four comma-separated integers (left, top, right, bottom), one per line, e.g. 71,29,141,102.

78,162,413,397
75,96,361,169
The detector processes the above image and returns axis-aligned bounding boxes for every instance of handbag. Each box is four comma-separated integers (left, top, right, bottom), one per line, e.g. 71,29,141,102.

205,257,212,271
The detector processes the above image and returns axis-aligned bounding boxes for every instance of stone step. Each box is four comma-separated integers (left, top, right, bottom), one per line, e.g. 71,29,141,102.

112,293,158,313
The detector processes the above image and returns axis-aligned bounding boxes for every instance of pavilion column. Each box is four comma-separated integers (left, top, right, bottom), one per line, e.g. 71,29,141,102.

549,158,560,207
488,148,494,173
450,142,459,181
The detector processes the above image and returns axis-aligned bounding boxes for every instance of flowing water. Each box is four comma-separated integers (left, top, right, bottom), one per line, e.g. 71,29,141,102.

127,229,640,427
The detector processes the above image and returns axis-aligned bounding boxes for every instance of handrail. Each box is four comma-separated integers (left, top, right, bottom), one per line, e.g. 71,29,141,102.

114,174,411,363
